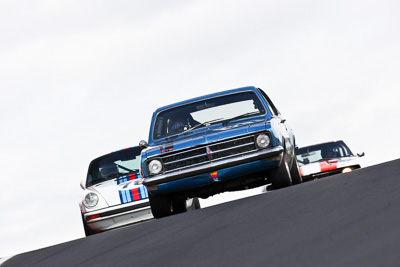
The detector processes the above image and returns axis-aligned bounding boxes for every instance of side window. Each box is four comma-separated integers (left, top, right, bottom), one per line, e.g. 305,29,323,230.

258,88,279,116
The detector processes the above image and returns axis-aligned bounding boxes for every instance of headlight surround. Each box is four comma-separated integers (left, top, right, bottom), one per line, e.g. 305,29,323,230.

148,159,163,175
83,192,99,208
256,133,271,148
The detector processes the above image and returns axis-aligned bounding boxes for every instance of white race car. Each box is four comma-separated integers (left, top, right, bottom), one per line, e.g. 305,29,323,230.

79,146,200,236
296,140,364,182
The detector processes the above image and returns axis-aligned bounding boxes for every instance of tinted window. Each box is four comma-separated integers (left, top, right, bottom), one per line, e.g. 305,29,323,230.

296,141,353,166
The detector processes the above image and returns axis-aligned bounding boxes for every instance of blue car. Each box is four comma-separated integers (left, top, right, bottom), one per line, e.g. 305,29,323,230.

140,86,301,218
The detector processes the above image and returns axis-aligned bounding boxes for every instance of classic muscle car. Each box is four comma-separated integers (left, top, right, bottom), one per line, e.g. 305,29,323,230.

140,86,301,218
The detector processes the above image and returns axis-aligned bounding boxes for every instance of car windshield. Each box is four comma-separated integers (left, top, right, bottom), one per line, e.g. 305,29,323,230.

86,147,143,186
296,141,354,166
152,91,266,140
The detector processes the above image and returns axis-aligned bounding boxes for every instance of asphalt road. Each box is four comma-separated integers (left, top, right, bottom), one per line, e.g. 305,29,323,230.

4,159,400,267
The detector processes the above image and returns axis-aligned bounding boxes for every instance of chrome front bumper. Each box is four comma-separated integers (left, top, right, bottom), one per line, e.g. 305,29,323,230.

84,200,153,232
143,145,283,186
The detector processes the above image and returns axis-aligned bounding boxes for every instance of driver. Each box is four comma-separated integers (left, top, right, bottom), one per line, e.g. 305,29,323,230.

167,114,195,134
169,119,186,133
321,146,337,159
100,164,119,178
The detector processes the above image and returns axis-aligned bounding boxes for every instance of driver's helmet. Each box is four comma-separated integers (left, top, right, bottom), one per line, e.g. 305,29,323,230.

100,164,119,178
168,115,189,134
321,146,337,159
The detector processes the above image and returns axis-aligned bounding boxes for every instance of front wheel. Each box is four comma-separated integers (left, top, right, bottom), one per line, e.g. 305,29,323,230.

171,198,187,214
290,157,303,185
188,197,201,211
193,197,201,209
81,214,95,237
148,193,172,218
270,156,292,189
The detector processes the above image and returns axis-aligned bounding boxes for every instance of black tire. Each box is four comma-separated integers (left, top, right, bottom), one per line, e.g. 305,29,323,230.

81,214,95,237
149,193,172,218
188,197,201,211
171,198,187,214
270,156,292,189
193,197,201,209
290,156,303,185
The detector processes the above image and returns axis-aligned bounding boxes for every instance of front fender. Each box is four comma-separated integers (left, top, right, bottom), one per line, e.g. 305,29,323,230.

269,118,284,146
269,118,296,167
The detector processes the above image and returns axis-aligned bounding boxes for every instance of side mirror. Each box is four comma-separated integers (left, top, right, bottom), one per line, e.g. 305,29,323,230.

357,151,365,157
139,140,148,148
80,179,86,190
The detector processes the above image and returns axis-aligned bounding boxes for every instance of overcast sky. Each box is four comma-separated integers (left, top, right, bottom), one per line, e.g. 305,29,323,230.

1,0,400,258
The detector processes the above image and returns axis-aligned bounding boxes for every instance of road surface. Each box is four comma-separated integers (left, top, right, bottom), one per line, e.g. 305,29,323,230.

3,159,400,266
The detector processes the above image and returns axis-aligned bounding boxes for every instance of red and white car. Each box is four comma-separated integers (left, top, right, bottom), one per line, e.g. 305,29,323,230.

296,140,364,182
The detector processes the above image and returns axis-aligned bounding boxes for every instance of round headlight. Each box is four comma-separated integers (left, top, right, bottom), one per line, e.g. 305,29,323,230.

342,167,352,173
148,159,163,175
256,134,270,148
83,192,99,208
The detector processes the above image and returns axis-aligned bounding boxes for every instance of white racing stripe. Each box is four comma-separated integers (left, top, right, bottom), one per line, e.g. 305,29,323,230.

301,163,321,176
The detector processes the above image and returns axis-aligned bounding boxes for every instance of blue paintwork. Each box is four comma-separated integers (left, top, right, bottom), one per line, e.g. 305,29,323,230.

151,157,281,195
148,86,275,146
141,86,296,196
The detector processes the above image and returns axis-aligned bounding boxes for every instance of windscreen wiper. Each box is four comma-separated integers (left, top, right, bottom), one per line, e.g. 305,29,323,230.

116,164,135,173
223,111,261,125
182,118,225,134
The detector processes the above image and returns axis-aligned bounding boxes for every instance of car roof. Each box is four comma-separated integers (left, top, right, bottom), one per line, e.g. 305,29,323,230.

153,86,260,113
90,146,141,163
298,140,345,149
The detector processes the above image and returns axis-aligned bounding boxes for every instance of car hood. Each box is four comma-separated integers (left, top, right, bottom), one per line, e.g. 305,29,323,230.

145,119,267,157
299,156,362,176
89,173,148,206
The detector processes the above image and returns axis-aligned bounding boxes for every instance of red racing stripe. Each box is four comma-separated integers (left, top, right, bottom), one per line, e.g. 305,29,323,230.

320,161,338,172
131,188,140,201
129,173,136,180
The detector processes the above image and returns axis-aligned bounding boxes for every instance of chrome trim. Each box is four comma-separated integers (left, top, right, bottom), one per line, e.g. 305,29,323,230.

164,142,256,168
149,131,270,175
209,134,254,146
211,142,254,153
164,153,206,165
163,161,208,173
84,201,150,221
143,146,283,186
210,148,258,162
162,146,205,160
148,129,267,160
86,205,151,223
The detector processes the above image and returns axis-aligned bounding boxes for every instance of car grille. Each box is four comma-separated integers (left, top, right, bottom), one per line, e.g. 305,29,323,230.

160,133,266,173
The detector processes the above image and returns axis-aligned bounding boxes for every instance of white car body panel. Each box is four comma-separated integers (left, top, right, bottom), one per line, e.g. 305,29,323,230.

80,175,153,234
300,156,362,177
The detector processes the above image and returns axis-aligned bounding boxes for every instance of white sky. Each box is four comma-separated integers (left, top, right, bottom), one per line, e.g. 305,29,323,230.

1,0,400,258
